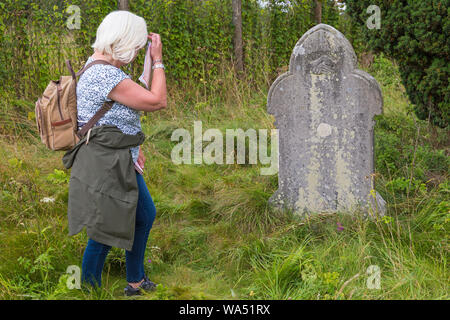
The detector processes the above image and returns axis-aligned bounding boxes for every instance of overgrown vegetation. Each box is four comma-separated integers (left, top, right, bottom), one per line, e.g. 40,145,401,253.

0,0,340,98
346,0,449,128
1,51,448,299
0,0,448,300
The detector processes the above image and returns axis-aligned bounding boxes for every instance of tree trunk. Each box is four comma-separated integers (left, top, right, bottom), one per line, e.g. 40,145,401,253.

314,0,322,24
118,0,129,10
232,0,244,76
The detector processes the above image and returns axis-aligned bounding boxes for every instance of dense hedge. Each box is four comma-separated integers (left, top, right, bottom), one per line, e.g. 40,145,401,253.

345,0,449,128
0,0,340,101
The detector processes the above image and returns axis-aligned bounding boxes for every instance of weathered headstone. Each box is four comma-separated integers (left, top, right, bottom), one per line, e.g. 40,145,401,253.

267,24,386,217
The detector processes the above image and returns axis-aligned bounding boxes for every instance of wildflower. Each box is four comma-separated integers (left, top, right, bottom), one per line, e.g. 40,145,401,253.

336,222,344,231
249,290,255,296
147,259,152,264
381,216,393,224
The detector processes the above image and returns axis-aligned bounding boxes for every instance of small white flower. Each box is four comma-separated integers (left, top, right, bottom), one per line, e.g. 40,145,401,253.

40,197,55,203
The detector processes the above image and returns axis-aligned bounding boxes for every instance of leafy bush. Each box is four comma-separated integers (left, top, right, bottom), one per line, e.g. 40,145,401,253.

1,0,341,102
346,0,449,128
374,112,449,184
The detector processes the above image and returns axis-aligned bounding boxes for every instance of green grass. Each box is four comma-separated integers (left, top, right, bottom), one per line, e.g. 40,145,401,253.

0,54,448,300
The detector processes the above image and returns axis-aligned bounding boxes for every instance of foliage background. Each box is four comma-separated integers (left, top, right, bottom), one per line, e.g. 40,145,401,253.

0,0,340,99
0,0,448,300
345,0,449,128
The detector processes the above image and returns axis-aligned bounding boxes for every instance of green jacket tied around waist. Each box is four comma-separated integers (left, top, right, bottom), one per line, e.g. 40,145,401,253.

62,125,146,251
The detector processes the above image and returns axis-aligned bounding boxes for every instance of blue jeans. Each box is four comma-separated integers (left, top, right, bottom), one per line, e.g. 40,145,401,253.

81,170,156,287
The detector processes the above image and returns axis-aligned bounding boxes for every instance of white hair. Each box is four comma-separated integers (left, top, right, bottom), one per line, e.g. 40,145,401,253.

92,10,148,64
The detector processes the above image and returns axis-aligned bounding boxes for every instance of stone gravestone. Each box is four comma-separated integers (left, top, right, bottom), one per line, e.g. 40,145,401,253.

267,24,386,217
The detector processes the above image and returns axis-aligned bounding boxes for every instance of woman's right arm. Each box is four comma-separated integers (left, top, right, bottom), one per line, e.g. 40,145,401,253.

108,69,166,112
108,33,167,112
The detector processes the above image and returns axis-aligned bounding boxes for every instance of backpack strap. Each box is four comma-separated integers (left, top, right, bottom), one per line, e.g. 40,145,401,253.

65,59,113,79
66,58,117,140
75,59,113,77
66,60,77,80
76,100,114,139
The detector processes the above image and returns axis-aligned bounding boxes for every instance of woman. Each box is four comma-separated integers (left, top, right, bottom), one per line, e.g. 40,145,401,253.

75,10,166,296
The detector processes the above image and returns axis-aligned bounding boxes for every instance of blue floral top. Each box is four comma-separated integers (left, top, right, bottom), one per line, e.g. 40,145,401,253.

76,56,141,164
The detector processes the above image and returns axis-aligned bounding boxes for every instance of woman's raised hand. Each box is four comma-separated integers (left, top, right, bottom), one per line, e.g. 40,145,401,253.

148,33,162,61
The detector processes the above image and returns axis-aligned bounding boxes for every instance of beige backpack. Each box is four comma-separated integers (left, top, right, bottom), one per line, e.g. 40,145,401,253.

35,59,114,151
